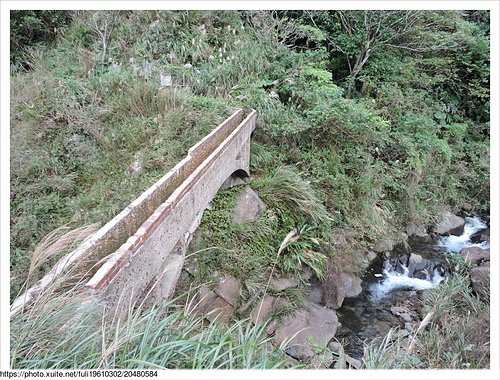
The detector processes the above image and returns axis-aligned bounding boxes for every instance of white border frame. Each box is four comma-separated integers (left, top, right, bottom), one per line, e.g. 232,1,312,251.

1,2,498,380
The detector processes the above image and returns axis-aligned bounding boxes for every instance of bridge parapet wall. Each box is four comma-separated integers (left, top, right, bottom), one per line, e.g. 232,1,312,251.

11,109,254,316
86,110,256,308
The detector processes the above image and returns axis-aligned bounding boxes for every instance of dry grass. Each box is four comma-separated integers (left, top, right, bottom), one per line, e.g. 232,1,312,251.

115,82,188,118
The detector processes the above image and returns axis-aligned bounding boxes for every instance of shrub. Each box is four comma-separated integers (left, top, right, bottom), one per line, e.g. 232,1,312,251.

10,10,71,66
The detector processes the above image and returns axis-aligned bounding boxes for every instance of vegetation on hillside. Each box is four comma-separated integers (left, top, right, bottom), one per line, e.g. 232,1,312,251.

10,10,490,369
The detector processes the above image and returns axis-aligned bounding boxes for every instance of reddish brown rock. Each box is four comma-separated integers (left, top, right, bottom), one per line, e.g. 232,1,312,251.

470,266,489,300
205,297,234,323
194,286,218,314
214,275,241,306
324,272,362,309
274,303,338,361
250,295,275,324
460,247,490,264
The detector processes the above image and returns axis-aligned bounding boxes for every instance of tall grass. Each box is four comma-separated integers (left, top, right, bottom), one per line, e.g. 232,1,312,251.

11,289,294,369
253,167,330,224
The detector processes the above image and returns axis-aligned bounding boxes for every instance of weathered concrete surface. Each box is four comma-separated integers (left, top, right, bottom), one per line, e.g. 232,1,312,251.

12,109,256,316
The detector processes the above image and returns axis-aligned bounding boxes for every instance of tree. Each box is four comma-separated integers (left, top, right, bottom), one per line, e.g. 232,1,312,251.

308,10,462,97
10,10,70,66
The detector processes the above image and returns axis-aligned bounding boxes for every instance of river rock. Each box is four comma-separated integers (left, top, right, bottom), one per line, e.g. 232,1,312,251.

470,266,489,299
270,276,298,291
407,253,430,277
214,275,241,306
460,247,490,265
324,272,362,309
250,295,275,324
390,305,410,315
409,253,423,265
361,251,379,269
366,250,378,262
232,187,267,224
408,224,429,238
373,237,394,253
433,212,465,235
274,303,338,362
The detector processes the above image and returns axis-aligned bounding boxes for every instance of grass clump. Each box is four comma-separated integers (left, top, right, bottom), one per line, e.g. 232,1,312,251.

252,167,330,224
11,291,293,369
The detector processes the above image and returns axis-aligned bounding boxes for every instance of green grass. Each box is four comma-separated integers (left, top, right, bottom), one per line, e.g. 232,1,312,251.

10,10,490,370
11,289,295,369
10,48,236,299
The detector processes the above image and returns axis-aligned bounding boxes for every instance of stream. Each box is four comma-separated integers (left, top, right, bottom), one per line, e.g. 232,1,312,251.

334,216,490,359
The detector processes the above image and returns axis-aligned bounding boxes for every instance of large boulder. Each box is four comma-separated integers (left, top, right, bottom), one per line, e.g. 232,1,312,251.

470,266,489,300
274,303,338,362
214,275,241,306
232,187,267,224
324,271,362,309
361,251,379,270
460,247,490,265
433,212,465,235
373,237,394,253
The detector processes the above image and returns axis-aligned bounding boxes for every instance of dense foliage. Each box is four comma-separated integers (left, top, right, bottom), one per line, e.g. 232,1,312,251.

10,10,71,67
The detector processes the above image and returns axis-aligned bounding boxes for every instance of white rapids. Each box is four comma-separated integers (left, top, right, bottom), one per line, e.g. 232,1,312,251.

369,216,489,301
369,261,444,301
438,216,489,252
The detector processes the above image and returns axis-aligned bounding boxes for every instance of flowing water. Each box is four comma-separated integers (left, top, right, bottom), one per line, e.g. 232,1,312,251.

438,216,490,252
334,216,489,359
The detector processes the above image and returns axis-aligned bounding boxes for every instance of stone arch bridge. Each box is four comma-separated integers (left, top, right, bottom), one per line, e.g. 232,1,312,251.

11,109,257,315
